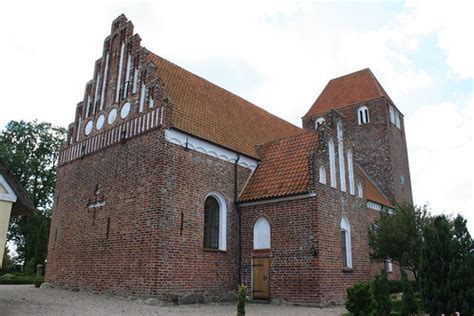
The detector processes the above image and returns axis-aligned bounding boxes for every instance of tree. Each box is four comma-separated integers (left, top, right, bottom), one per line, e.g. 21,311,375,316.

401,271,417,316
346,282,373,316
369,203,427,284
419,215,473,315
370,271,391,316
0,120,66,270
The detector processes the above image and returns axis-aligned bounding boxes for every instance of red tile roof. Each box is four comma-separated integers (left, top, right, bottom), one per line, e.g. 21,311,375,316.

359,167,394,208
239,131,318,202
303,68,393,118
148,53,302,158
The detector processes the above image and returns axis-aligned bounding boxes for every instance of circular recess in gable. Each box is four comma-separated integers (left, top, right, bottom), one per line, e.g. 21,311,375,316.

96,114,105,130
120,102,131,119
108,108,117,125
84,121,93,136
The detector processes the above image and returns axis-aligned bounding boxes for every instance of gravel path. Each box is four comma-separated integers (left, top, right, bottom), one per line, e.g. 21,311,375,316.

0,285,347,316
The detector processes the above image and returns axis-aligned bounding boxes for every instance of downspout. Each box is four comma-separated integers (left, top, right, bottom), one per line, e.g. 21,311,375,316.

234,153,241,285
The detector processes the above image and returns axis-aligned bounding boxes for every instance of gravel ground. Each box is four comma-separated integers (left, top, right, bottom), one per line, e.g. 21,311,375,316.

0,285,347,316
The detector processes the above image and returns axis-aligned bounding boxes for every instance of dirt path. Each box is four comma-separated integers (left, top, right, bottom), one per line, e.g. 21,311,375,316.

0,285,347,315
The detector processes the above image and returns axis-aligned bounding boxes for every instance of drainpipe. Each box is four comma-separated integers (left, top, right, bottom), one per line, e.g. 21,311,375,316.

234,153,241,285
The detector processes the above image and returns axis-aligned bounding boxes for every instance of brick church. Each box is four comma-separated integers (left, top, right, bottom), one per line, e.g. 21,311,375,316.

46,15,412,305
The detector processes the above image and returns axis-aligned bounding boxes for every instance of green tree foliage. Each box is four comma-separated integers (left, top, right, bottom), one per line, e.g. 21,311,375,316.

401,271,417,316
370,271,391,316
346,282,373,316
420,215,473,315
237,284,247,316
0,120,66,270
369,203,427,284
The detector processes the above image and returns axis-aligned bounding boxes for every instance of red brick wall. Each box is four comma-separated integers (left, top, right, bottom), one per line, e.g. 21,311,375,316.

239,129,375,305
303,98,413,205
46,126,251,299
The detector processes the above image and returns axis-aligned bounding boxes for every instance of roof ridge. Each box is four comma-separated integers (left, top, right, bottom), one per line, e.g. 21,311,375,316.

147,51,301,130
328,67,371,82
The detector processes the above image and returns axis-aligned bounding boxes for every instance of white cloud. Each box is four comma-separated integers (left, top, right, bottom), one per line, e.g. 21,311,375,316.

407,95,474,233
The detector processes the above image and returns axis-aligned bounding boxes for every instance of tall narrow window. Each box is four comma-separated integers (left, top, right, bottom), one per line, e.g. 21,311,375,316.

328,139,337,188
341,217,352,268
357,106,370,125
319,165,327,184
357,182,363,198
337,122,346,192
203,196,219,249
347,149,355,195
389,105,395,124
253,217,271,249
395,113,401,129
386,258,393,273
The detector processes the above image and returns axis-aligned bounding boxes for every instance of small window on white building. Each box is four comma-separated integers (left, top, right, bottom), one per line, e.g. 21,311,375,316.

315,117,325,128
357,106,370,125
253,217,271,249
328,139,337,188
319,165,327,184
357,182,363,198
341,216,352,268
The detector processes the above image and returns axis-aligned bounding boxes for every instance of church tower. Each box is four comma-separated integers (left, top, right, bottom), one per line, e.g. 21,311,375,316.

302,68,413,205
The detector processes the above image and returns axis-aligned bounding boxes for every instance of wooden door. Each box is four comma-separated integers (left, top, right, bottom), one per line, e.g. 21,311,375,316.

252,257,270,300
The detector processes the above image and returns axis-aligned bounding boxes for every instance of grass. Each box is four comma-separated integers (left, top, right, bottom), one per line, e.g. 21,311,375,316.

0,272,43,285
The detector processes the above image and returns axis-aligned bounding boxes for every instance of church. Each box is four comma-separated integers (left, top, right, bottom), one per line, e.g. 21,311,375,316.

45,15,412,306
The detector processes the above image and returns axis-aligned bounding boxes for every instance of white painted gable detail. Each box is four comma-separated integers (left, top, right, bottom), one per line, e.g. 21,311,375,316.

165,129,258,170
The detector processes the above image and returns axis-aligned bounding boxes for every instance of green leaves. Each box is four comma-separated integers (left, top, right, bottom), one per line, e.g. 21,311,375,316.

1,120,66,269
369,203,427,282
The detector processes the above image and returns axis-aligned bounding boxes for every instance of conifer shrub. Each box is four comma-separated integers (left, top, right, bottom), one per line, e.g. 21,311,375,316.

237,284,247,316
346,282,373,316
371,271,391,316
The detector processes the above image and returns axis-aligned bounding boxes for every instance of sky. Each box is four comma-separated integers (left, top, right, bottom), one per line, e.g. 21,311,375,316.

0,0,473,233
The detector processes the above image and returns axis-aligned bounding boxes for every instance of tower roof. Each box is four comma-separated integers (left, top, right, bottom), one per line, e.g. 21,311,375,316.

303,68,393,118
147,53,302,159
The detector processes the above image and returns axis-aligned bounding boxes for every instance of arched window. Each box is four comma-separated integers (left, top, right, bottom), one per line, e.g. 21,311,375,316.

328,138,337,188
253,217,271,249
337,121,346,192
319,165,327,184
357,182,363,198
347,149,355,195
315,117,325,128
357,106,370,125
203,193,227,250
341,216,352,268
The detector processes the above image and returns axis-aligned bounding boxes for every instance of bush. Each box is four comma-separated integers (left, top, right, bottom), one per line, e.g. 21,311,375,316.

34,276,44,288
387,279,417,294
371,271,392,316
346,282,373,316
237,284,247,316
401,273,417,316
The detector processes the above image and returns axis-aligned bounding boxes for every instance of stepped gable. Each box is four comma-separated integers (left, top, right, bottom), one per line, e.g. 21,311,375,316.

303,68,394,118
147,53,302,158
239,131,317,202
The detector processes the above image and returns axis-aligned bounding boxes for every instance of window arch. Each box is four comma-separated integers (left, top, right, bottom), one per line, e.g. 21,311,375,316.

357,182,363,198
203,192,227,250
328,138,337,188
357,106,370,125
341,216,352,268
347,149,355,195
315,117,325,128
253,217,271,249
337,121,346,192
319,165,327,184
